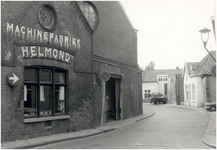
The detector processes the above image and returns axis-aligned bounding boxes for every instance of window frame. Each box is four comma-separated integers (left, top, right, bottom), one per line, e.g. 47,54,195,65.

24,66,67,119
188,84,191,100
185,84,188,100
157,75,168,82
192,83,196,100
144,89,151,98
78,1,99,30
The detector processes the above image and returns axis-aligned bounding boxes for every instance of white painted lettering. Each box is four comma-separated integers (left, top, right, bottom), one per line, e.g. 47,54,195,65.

21,26,26,39
77,39,80,49
69,37,71,47
59,50,65,62
7,23,13,35
22,46,29,58
7,23,82,51
33,29,36,41
65,53,70,63
54,34,58,44
64,36,69,47
49,33,54,44
45,47,52,58
14,25,20,38
30,46,37,57
72,38,76,47
59,35,63,47
37,30,42,42
43,32,48,42
53,49,58,59
27,28,33,40
38,46,44,57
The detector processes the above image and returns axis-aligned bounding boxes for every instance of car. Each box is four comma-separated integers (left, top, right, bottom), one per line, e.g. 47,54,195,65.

149,92,167,104
205,102,216,111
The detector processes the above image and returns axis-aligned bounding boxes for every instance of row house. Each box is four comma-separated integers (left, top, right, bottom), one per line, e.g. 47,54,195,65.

183,51,216,107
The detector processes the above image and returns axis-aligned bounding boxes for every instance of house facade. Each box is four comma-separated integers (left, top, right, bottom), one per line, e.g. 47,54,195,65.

183,51,216,107
142,68,184,104
1,1,143,142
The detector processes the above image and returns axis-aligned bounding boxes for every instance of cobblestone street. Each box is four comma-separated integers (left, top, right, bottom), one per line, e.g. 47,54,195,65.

35,104,212,149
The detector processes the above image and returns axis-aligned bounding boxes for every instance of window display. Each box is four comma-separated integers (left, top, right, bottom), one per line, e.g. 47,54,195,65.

24,67,66,118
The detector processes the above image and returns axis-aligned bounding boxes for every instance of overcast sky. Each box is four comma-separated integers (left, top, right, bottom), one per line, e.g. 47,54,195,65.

121,0,216,69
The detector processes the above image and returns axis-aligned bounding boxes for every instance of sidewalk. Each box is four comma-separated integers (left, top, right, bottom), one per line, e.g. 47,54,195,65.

168,104,216,148
1,108,155,149
1,104,215,149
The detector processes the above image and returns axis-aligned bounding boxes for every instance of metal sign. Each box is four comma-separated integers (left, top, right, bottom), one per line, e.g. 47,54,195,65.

100,71,110,81
8,72,19,86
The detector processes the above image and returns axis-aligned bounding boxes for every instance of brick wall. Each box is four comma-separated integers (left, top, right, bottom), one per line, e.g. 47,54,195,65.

1,1,94,142
92,1,138,68
1,1,143,142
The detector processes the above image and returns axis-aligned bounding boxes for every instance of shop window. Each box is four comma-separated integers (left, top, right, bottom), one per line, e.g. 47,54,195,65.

78,1,98,29
24,67,66,118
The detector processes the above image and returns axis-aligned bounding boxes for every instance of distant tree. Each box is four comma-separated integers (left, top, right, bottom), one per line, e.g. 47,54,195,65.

145,61,155,70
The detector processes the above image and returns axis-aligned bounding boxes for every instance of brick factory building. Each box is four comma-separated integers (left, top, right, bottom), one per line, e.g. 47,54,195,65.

1,1,143,142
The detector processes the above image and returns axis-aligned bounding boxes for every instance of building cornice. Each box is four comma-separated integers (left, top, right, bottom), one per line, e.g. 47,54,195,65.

93,55,142,73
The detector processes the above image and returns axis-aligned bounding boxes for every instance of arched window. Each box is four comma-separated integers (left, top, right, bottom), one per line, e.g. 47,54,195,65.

78,1,98,30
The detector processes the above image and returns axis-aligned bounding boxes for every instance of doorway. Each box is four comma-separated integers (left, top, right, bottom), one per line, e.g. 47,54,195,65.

106,77,121,121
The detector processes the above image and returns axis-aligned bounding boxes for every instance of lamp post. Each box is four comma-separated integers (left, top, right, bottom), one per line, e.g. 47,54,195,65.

199,27,216,62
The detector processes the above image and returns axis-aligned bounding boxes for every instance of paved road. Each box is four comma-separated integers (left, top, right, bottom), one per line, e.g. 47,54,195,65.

35,104,212,149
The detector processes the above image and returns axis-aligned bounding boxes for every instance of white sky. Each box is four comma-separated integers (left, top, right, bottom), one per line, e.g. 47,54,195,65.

121,0,216,69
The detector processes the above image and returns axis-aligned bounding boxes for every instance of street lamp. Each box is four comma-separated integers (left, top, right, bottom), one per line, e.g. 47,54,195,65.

199,27,216,62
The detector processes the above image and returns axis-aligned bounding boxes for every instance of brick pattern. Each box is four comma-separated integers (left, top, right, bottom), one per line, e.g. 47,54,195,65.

92,1,138,68
1,1,94,142
1,1,143,142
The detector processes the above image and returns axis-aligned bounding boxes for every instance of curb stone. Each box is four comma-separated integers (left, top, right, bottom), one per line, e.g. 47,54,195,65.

1,110,155,149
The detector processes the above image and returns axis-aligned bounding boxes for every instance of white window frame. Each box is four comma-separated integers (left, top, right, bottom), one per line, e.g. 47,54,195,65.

144,89,151,98
192,83,196,100
185,84,188,100
157,75,168,82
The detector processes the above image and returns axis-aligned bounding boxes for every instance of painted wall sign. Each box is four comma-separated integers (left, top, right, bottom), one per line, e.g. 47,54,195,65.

6,23,81,51
8,72,19,86
20,46,71,63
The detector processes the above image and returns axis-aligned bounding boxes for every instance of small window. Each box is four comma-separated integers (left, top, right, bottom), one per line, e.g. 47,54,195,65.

158,75,168,82
24,67,67,118
79,2,98,30
185,85,188,100
192,83,196,100
188,84,191,100
144,90,151,98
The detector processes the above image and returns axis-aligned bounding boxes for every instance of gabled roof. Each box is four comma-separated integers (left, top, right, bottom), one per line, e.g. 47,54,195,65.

118,2,138,34
184,51,216,77
185,62,199,75
142,69,183,82
196,51,216,75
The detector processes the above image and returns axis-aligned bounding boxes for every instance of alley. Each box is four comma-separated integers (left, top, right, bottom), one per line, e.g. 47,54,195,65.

34,104,212,149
